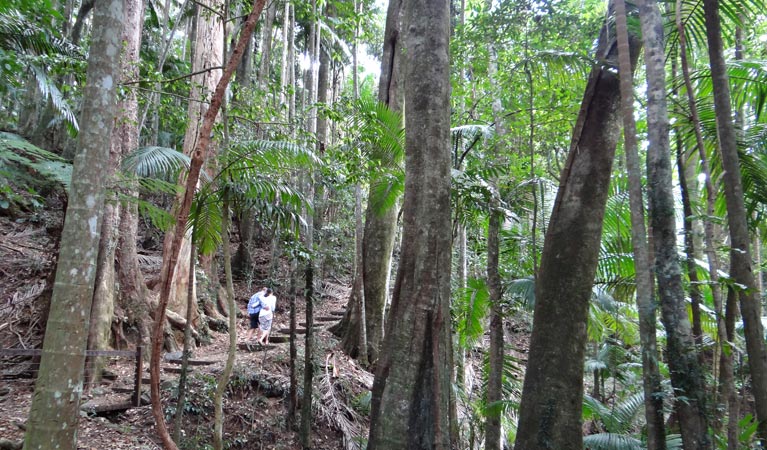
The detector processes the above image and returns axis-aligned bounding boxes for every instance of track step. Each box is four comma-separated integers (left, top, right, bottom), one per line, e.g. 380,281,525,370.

165,358,216,366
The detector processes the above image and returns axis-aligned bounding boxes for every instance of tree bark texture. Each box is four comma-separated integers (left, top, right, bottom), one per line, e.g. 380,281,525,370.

367,0,453,446
703,0,767,443
485,209,504,450
149,2,267,448
88,0,145,384
615,1,666,448
160,0,225,329
24,0,123,448
339,0,403,364
643,0,711,447
485,30,506,450
513,10,640,449
214,201,237,450
257,0,277,88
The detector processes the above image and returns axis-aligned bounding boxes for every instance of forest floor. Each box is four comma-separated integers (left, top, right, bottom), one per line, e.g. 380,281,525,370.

0,206,374,449
0,204,534,450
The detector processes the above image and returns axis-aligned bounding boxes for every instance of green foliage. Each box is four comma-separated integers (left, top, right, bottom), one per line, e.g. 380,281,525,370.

583,432,644,450
0,132,70,211
341,96,405,215
189,185,224,256
0,9,82,133
665,0,765,51
454,277,491,349
122,146,192,180
505,276,535,310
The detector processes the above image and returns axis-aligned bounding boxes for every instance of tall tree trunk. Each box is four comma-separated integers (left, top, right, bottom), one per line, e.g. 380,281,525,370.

484,31,505,450
300,263,315,449
160,0,224,330
24,0,123,447
615,1,666,448
513,9,640,449
279,0,291,107
367,0,453,445
675,0,733,428
214,199,237,450
485,209,504,450
703,0,767,443
642,0,710,447
149,2,266,448
257,0,277,88
340,0,403,364
288,259,299,428
173,242,196,442
87,0,145,385
313,12,330,289
352,0,368,367
300,3,320,447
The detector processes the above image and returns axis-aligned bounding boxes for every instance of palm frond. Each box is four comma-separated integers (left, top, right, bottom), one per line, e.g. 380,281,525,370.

665,0,763,53
122,146,191,179
348,96,405,169
0,10,81,57
504,276,535,310
318,20,352,60
693,60,767,122
224,139,319,172
454,277,491,349
116,192,174,231
368,171,403,216
583,432,644,450
28,64,79,133
188,186,223,256
583,392,645,435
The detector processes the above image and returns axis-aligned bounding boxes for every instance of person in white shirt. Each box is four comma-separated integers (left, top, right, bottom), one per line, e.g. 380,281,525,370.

246,287,266,341
257,289,277,345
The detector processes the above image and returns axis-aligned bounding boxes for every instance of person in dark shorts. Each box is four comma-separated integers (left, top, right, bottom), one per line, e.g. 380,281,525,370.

246,287,266,341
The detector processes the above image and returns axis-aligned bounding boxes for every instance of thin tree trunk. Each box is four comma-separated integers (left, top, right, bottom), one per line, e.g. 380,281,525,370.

149,3,266,448
300,263,315,449
484,31,505,450
299,3,319,447
24,1,123,447
675,0,728,365
287,259,299,428
514,9,640,449
351,0,368,366
723,285,741,450
279,0,291,107
214,199,237,450
485,209,503,450
675,7,734,436
615,1,665,448
642,0,710,447
703,0,767,443
173,243,196,442
257,0,277,88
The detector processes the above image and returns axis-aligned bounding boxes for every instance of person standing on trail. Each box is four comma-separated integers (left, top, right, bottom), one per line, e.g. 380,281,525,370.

257,288,277,345
246,287,266,341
